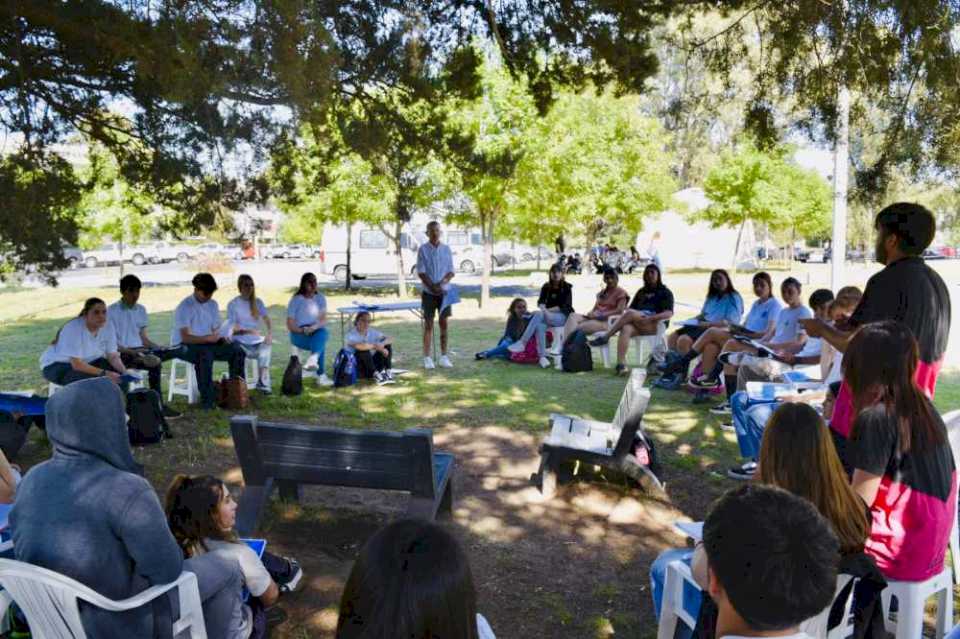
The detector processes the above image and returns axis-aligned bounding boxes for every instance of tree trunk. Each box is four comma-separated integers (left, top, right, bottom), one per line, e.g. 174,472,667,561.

732,219,746,269
393,218,407,298
345,222,353,291
480,209,495,308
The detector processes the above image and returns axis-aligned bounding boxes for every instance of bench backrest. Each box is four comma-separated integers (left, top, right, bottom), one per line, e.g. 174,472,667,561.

230,416,439,498
610,369,650,458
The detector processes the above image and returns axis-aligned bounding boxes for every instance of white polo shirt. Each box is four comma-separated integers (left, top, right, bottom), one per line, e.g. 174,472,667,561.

286,294,326,328
416,241,454,292
227,296,268,345
171,294,221,346
769,305,813,344
345,327,385,354
107,301,148,348
40,317,119,368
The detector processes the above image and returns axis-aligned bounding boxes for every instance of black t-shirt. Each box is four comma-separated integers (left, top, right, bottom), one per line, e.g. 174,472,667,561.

537,282,574,316
849,257,951,363
629,285,674,315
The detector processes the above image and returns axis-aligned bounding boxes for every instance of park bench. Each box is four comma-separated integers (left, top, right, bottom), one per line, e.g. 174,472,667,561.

229,415,455,535
534,368,663,498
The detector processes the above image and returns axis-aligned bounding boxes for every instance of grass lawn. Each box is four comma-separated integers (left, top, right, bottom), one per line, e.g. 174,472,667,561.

1,265,958,638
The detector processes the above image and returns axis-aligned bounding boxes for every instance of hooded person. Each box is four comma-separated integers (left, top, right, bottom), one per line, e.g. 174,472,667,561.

9,377,251,639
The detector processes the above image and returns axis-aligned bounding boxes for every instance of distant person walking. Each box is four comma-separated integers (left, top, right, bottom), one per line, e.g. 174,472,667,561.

554,233,566,256
648,231,663,272
417,221,455,370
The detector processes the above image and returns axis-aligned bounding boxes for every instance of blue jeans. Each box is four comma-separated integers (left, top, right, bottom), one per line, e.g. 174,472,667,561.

290,328,328,374
650,548,698,639
731,391,779,460
480,337,514,360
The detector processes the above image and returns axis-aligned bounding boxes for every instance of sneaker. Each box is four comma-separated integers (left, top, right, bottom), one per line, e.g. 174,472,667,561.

538,356,551,368
588,334,609,347
384,370,396,383
690,375,721,389
709,402,732,415
374,371,388,385
279,558,303,594
438,354,453,368
303,354,319,371
475,352,484,360
546,345,562,357
615,363,629,376
718,351,746,367
507,341,526,354
720,421,735,432
423,356,436,370
316,373,334,387
727,461,757,481
162,405,183,419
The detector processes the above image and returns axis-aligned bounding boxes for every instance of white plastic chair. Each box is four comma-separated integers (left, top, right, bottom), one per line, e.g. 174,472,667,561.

880,568,954,639
546,327,565,368
592,318,668,369
0,559,207,639
168,358,199,404
799,575,856,638
244,358,260,389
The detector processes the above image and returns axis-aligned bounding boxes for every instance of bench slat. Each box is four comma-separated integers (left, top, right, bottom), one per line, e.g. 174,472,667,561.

264,460,431,493
255,424,412,454
259,443,410,470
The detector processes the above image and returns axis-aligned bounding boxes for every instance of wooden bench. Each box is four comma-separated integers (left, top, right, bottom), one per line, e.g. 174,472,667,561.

535,369,663,498
229,416,455,535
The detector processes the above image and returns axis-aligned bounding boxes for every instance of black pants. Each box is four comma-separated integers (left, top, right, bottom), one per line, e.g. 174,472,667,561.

180,342,245,408
42,357,113,386
0,413,31,461
120,347,185,400
355,345,392,379
249,551,297,639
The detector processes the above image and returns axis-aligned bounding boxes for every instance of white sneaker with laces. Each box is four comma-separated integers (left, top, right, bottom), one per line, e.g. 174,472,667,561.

423,356,436,370
507,341,526,354
303,353,319,370
438,354,453,368
316,373,334,387
538,357,551,368
374,371,388,385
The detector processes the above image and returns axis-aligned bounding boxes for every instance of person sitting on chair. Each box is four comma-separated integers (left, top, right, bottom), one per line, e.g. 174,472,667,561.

227,274,273,394
172,273,246,410
345,312,396,385
287,272,333,386
41,297,128,388
510,264,573,359
560,267,629,341
108,274,183,417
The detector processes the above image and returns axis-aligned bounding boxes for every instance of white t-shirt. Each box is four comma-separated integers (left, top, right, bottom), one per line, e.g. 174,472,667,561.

344,327,386,353
107,301,148,348
769,305,812,345
286,294,326,328
743,297,782,334
227,297,268,345
172,294,221,346
202,539,272,598
40,317,119,368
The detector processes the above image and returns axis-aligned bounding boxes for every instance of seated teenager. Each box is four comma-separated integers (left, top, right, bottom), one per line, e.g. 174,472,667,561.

166,474,304,639
108,274,183,417
846,321,957,582
336,519,496,639
476,298,531,361
40,297,129,387
287,272,333,386
559,267,628,339
227,274,273,393
817,287,863,390
512,264,573,357
10,378,249,639
588,263,675,375
173,273,246,410
346,311,396,385
660,269,743,379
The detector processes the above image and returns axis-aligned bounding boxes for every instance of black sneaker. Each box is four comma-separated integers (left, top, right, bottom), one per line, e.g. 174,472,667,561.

589,334,609,347
727,461,757,481
279,558,303,595
615,363,629,376
720,421,735,432
162,405,183,419
689,375,721,389
709,402,732,416
475,353,484,360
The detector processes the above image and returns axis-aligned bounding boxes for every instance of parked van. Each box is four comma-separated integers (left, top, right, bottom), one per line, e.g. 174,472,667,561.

321,223,419,282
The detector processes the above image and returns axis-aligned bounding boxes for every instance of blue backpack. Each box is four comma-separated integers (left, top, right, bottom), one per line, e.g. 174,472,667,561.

333,348,358,388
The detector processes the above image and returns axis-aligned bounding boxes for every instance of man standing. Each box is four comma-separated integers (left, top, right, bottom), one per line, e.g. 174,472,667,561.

108,274,183,418
802,202,951,448
417,221,455,369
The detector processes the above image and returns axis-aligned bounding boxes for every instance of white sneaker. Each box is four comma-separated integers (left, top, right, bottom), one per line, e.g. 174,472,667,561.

423,356,436,370
374,371,389,386
316,373,333,387
507,341,526,354
303,354,319,371
538,357,551,368
438,354,453,368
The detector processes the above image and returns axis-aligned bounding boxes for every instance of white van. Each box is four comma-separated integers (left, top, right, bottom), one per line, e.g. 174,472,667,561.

321,223,419,281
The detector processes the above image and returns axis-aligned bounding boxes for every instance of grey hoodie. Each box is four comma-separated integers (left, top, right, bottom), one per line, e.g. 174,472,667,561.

10,377,184,638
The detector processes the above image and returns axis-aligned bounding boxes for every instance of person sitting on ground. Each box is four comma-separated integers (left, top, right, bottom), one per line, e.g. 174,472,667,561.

696,484,838,639
559,267,629,341
41,297,129,388
511,264,573,358
660,269,744,381
476,298,531,361
286,272,333,386
108,274,183,418
173,273,247,409
345,311,396,385
589,264,675,376
653,404,870,635
846,320,957,581
166,474,304,639
227,274,273,393
10,378,248,639
336,518,496,639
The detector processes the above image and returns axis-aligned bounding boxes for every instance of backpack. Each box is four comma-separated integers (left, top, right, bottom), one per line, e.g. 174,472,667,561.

509,332,554,364
333,348,358,388
215,377,249,410
561,329,593,373
126,389,169,445
281,355,303,396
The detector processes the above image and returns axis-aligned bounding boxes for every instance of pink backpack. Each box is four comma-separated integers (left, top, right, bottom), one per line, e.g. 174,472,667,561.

509,333,553,364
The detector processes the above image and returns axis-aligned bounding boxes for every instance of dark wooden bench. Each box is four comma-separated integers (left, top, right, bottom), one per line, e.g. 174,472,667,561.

229,416,455,535
535,369,663,498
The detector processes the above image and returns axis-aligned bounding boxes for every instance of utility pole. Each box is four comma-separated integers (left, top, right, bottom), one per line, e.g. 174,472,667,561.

831,1,850,290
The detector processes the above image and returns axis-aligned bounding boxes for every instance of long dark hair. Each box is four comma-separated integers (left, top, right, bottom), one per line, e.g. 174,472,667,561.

707,269,736,299
845,321,942,455
297,272,317,296
165,474,237,557
53,297,106,345
547,263,565,289
507,298,526,317
640,263,664,292
336,519,479,639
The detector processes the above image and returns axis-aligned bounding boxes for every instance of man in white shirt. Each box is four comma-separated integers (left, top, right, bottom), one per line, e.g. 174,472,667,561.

172,273,245,409
108,274,184,418
691,484,837,639
416,221,455,369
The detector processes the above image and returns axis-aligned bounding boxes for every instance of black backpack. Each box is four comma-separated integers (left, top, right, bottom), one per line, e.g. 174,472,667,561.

332,348,359,388
126,389,169,445
281,355,303,396
561,329,593,373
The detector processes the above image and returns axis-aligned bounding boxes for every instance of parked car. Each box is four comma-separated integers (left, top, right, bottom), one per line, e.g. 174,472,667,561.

81,243,127,268
194,243,228,259
922,248,947,260
126,244,162,266
147,241,191,263
62,245,83,269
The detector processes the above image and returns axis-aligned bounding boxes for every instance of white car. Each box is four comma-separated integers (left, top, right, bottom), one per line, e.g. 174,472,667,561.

126,244,162,266
81,243,126,268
